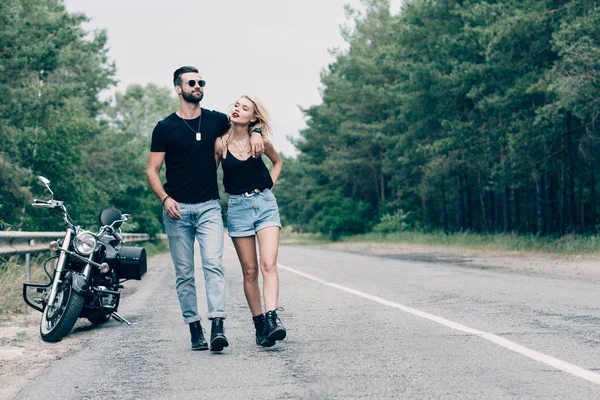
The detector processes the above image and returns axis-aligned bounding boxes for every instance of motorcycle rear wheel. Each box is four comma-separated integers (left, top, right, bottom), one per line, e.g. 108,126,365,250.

40,282,85,342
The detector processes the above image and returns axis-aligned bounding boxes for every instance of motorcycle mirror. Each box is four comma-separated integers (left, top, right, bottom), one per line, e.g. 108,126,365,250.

37,176,51,187
36,176,54,200
123,214,132,222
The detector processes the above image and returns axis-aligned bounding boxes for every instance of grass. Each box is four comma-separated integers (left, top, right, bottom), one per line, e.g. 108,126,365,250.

0,254,50,319
0,239,170,319
279,228,331,245
282,229,600,256
131,239,170,257
353,231,600,255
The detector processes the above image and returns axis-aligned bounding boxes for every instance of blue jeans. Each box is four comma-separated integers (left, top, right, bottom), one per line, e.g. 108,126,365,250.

163,199,226,323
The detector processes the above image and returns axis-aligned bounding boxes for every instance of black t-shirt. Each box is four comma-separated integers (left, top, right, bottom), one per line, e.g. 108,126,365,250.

221,152,274,195
150,109,229,203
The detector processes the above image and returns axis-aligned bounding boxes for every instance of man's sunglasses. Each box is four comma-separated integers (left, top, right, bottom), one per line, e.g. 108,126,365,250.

185,79,206,88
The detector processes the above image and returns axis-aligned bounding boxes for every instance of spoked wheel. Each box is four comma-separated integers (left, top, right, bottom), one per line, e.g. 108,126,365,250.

40,281,85,342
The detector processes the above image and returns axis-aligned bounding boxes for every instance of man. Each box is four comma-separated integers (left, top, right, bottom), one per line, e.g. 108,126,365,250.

146,66,264,351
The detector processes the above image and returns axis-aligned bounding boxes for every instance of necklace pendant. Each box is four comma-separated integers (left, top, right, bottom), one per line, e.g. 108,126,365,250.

196,132,201,141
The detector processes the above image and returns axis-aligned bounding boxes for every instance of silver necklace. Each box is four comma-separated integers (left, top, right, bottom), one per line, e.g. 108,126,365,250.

230,136,249,157
181,111,202,141
232,135,248,145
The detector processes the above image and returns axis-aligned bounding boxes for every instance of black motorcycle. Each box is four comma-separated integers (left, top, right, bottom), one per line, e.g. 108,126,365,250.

23,176,147,342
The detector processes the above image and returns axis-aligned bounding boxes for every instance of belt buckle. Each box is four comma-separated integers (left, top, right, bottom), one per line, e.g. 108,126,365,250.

244,189,260,197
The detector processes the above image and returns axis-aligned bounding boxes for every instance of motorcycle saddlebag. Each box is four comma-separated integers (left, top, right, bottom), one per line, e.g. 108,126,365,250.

118,246,147,280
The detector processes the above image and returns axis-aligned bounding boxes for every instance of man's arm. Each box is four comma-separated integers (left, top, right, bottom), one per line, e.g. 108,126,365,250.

146,152,167,201
249,130,265,158
214,138,222,168
146,151,181,220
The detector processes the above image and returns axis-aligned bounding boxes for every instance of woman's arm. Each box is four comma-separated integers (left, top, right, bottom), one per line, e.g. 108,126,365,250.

263,139,282,188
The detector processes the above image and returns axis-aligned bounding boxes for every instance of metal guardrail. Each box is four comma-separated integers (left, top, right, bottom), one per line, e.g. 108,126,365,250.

0,232,151,256
1,231,156,283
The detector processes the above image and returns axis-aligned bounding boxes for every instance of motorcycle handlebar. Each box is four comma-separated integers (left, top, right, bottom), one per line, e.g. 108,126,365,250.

32,200,54,208
31,199,65,209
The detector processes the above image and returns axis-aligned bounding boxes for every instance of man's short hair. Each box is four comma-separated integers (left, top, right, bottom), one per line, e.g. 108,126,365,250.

173,66,199,86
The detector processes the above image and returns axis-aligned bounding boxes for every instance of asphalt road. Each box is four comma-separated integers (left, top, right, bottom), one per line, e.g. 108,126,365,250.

14,243,600,399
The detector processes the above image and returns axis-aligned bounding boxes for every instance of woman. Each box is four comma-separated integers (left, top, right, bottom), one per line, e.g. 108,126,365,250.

214,95,285,347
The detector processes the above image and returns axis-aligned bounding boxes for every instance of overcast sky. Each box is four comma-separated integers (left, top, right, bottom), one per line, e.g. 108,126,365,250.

64,0,403,156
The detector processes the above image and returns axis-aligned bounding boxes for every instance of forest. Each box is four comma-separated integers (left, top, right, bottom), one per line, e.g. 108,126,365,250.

277,0,600,239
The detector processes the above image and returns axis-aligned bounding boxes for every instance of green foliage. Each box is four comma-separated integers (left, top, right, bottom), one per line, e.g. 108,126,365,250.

0,0,115,231
276,0,600,237
0,1,174,235
372,210,411,234
310,190,375,240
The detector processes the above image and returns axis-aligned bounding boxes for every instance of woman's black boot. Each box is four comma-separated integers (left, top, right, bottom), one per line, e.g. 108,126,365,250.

264,309,286,342
252,314,275,347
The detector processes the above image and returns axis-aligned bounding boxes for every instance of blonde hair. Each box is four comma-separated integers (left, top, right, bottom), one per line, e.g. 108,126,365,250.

219,94,272,159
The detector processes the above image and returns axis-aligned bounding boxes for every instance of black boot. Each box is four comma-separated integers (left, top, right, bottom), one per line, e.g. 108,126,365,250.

252,314,275,347
264,309,286,342
210,318,229,352
189,321,208,351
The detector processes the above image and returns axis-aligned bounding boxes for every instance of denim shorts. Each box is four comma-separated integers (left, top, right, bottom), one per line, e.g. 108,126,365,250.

226,189,282,237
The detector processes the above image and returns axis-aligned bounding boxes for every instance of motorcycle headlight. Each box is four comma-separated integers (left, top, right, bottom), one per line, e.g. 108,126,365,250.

74,231,97,256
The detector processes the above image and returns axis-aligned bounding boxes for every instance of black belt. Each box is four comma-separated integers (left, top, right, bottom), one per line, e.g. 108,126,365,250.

243,188,263,197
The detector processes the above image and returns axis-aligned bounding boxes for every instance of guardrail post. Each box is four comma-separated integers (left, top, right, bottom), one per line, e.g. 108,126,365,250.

25,253,31,283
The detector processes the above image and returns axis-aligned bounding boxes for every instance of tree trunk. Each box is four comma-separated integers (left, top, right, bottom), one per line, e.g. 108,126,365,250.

464,175,472,231
591,163,597,230
529,185,535,233
512,188,520,232
441,180,448,233
565,112,576,232
578,183,584,231
503,185,510,232
489,190,496,232
457,177,464,230
380,146,385,204
478,167,488,232
536,178,544,235
560,158,566,234
545,174,553,234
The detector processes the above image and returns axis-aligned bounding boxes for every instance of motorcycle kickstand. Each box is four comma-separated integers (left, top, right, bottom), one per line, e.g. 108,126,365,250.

111,312,132,325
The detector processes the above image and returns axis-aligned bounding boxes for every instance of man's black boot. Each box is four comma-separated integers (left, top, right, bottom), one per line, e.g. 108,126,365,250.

264,309,286,342
189,321,208,351
210,318,229,352
252,314,275,347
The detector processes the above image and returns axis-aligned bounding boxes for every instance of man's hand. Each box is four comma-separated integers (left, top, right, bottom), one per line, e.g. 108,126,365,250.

249,131,265,158
164,197,182,220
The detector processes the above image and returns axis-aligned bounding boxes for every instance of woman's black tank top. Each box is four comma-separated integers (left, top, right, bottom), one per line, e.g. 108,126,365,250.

221,149,273,195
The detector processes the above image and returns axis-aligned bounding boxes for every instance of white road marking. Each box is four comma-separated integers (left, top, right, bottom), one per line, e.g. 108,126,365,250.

274,260,600,386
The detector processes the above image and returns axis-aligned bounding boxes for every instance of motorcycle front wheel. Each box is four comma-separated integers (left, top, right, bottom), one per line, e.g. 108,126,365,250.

40,281,85,342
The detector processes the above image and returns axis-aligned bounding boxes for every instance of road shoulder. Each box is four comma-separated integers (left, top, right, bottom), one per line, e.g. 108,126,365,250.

303,241,600,281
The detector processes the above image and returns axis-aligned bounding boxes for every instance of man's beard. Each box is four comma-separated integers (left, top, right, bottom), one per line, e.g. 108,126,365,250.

182,90,203,103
